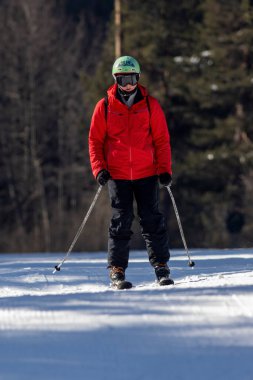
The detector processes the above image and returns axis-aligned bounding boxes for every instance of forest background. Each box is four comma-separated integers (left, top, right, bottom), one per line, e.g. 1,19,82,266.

1,0,253,253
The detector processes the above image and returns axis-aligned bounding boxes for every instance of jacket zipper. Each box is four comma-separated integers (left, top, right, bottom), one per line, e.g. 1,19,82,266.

128,110,133,180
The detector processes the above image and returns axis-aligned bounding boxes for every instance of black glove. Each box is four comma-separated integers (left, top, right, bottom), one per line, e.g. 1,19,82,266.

159,172,172,187
96,169,111,186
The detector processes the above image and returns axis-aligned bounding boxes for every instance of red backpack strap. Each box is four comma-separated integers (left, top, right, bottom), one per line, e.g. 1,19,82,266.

146,95,151,117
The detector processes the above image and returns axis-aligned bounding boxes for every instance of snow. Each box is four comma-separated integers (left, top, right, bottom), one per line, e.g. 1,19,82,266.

210,83,219,91
201,50,212,57
1,248,253,380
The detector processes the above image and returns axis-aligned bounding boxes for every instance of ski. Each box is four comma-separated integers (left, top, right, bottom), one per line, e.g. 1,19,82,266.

132,278,175,289
110,278,174,290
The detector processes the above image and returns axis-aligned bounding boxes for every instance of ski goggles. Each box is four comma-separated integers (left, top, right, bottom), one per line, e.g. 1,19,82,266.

115,73,139,87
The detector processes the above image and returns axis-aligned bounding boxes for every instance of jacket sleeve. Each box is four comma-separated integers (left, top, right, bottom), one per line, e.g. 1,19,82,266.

89,99,107,178
149,97,172,175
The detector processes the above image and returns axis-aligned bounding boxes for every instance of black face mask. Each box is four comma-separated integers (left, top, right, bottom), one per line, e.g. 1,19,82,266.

118,86,137,98
115,73,139,87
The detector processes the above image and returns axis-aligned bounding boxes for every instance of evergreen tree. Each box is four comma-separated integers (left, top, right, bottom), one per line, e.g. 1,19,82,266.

176,0,253,247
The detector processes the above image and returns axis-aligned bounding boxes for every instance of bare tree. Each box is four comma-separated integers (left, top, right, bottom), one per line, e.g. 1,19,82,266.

0,0,88,252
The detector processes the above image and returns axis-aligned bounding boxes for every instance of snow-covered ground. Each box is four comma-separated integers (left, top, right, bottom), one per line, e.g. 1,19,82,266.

0,248,253,380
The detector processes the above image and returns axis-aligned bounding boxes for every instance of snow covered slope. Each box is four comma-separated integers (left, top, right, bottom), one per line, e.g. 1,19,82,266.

0,249,253,380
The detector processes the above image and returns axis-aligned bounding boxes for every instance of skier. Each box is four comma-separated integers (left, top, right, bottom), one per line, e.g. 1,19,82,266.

89,56,173,289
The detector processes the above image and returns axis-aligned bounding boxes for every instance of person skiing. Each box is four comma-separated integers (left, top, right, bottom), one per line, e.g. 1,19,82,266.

89,56,173,289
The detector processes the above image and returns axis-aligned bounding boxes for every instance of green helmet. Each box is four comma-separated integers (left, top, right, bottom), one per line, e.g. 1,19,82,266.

112,56,141,76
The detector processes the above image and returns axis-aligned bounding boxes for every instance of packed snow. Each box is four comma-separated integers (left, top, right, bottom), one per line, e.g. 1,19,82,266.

0,248,253,380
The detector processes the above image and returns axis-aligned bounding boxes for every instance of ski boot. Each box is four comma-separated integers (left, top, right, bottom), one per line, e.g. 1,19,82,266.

109,266,132,290
155,264,174,286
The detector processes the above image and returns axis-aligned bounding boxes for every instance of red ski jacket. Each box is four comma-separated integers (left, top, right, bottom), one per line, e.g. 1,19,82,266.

89,83,172,180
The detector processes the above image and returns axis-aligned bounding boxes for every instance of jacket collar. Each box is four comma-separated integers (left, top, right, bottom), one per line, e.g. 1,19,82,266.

107,83,148,100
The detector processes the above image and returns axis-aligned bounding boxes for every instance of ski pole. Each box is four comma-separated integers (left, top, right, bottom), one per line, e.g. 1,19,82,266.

53,185,103,273
166,186,195,267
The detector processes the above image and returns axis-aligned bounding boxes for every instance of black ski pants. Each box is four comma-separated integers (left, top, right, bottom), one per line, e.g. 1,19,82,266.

108,175,170,269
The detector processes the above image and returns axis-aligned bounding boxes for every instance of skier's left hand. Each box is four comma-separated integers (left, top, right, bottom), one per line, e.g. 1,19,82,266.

96,169,111,186
159,172,172,187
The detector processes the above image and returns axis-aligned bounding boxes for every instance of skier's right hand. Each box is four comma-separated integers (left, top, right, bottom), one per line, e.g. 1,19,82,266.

96,169,111,186
159,172,172,187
